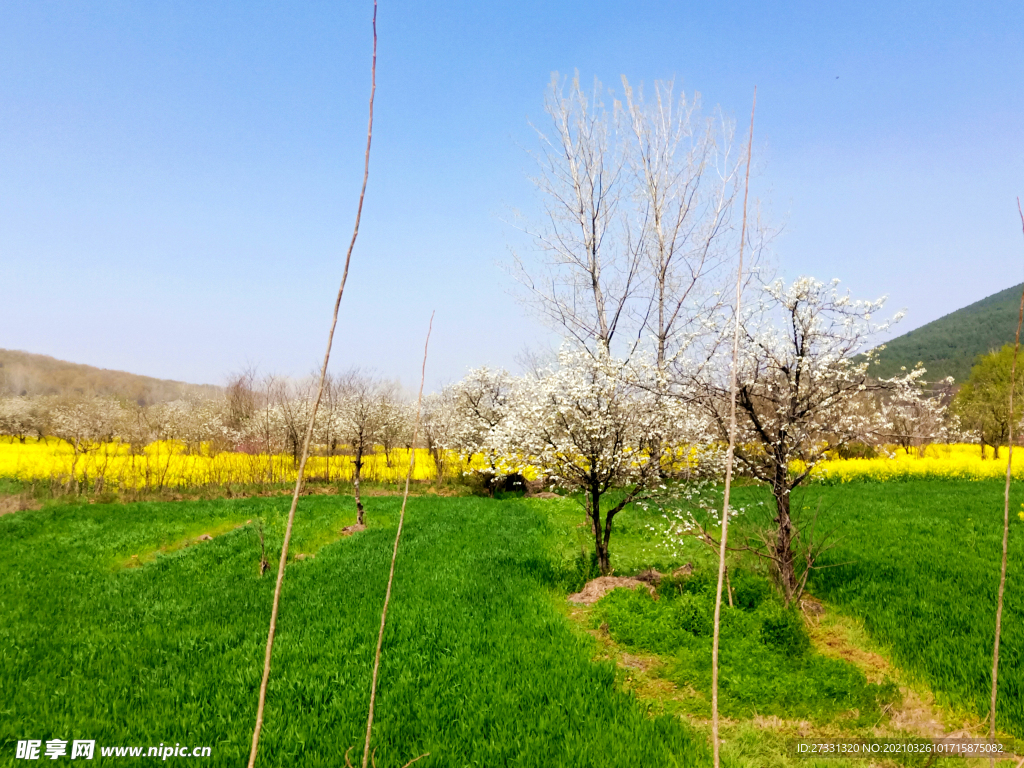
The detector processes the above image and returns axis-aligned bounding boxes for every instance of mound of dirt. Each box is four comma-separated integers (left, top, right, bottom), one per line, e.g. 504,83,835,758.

568,576,657,605
634,569,663,585
341,523,366,536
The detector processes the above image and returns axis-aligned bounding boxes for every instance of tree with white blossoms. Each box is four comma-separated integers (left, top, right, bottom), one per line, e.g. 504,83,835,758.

873,369,952,456
375,380,410,468
422,386,460,483
680,276,913,602
336,370,386,525
494,348,671,575
47,395,125,491
448,367,524,490
0,396,46,442
275,378,316,467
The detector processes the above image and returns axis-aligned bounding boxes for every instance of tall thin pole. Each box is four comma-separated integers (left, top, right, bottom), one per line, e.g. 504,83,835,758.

247,4,377,767
361,313,434,768
711,86,755,768
990,199,1024,766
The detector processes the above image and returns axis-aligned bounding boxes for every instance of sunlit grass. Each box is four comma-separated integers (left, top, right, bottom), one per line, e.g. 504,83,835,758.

0,494,706,767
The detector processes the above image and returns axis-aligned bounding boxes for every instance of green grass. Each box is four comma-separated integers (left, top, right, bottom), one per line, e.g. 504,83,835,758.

545,482,1024,766
786,480,1024,737
6,479,1022,766
0,494,707,767
544,480,1024,740
590,571,898,724
572,479,1024,739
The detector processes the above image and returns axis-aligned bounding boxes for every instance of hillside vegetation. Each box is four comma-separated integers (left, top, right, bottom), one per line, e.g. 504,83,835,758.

0,348,219,404
870,283,1024,383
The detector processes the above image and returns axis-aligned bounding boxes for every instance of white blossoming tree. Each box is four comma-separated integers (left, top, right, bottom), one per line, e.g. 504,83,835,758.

422,386,460,483
494,348,670,574
873,369,952,456
336,370,387,526
0,396,46,442
447,367,525,491
682,277,911,601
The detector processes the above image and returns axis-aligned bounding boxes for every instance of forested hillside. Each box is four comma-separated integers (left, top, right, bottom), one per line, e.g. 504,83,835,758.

871,283,1024,383
0,349,219,404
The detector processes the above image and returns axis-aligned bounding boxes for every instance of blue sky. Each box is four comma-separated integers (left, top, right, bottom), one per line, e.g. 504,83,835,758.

2,1,1022,389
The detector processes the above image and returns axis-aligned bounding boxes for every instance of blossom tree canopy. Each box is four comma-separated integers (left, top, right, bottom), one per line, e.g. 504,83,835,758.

679,276,923,599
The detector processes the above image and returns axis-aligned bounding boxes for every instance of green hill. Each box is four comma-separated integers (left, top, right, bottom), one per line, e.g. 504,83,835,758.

870,283,1024,383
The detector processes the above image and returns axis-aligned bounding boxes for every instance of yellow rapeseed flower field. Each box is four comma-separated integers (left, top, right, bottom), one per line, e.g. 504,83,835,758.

1,438,1018,491
797,443,1024,483
0,436,480,490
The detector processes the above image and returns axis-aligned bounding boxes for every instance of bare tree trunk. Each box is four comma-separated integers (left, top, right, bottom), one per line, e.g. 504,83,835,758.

989,203,1024,765
601,508,615,574
772,483,797,603
590,484,609,574
354,445,365,526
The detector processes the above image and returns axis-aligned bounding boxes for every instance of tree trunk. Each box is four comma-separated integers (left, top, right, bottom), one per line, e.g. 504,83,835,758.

354,445,365,525
771,482,797,603
430,447,445,482
601,508,615,575
590,486,610,575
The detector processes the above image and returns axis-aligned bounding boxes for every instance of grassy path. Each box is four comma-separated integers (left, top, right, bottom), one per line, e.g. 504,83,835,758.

0,495,706,766
794,481,1024,738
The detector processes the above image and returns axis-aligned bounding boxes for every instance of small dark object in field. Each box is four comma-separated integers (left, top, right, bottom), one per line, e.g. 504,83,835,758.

491,472,527,495
634,569,663,585
672,563,694,579
341,523,367,536
197,533,213,542
599,622,610,634
568,576,657,605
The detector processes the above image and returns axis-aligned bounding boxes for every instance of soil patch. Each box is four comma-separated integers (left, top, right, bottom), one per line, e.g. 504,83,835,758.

0,494,40,516
568,576,657,605
340,523,366,536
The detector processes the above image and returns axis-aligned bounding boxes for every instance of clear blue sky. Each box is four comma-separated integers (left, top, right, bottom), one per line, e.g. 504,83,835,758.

2,1,1022,390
